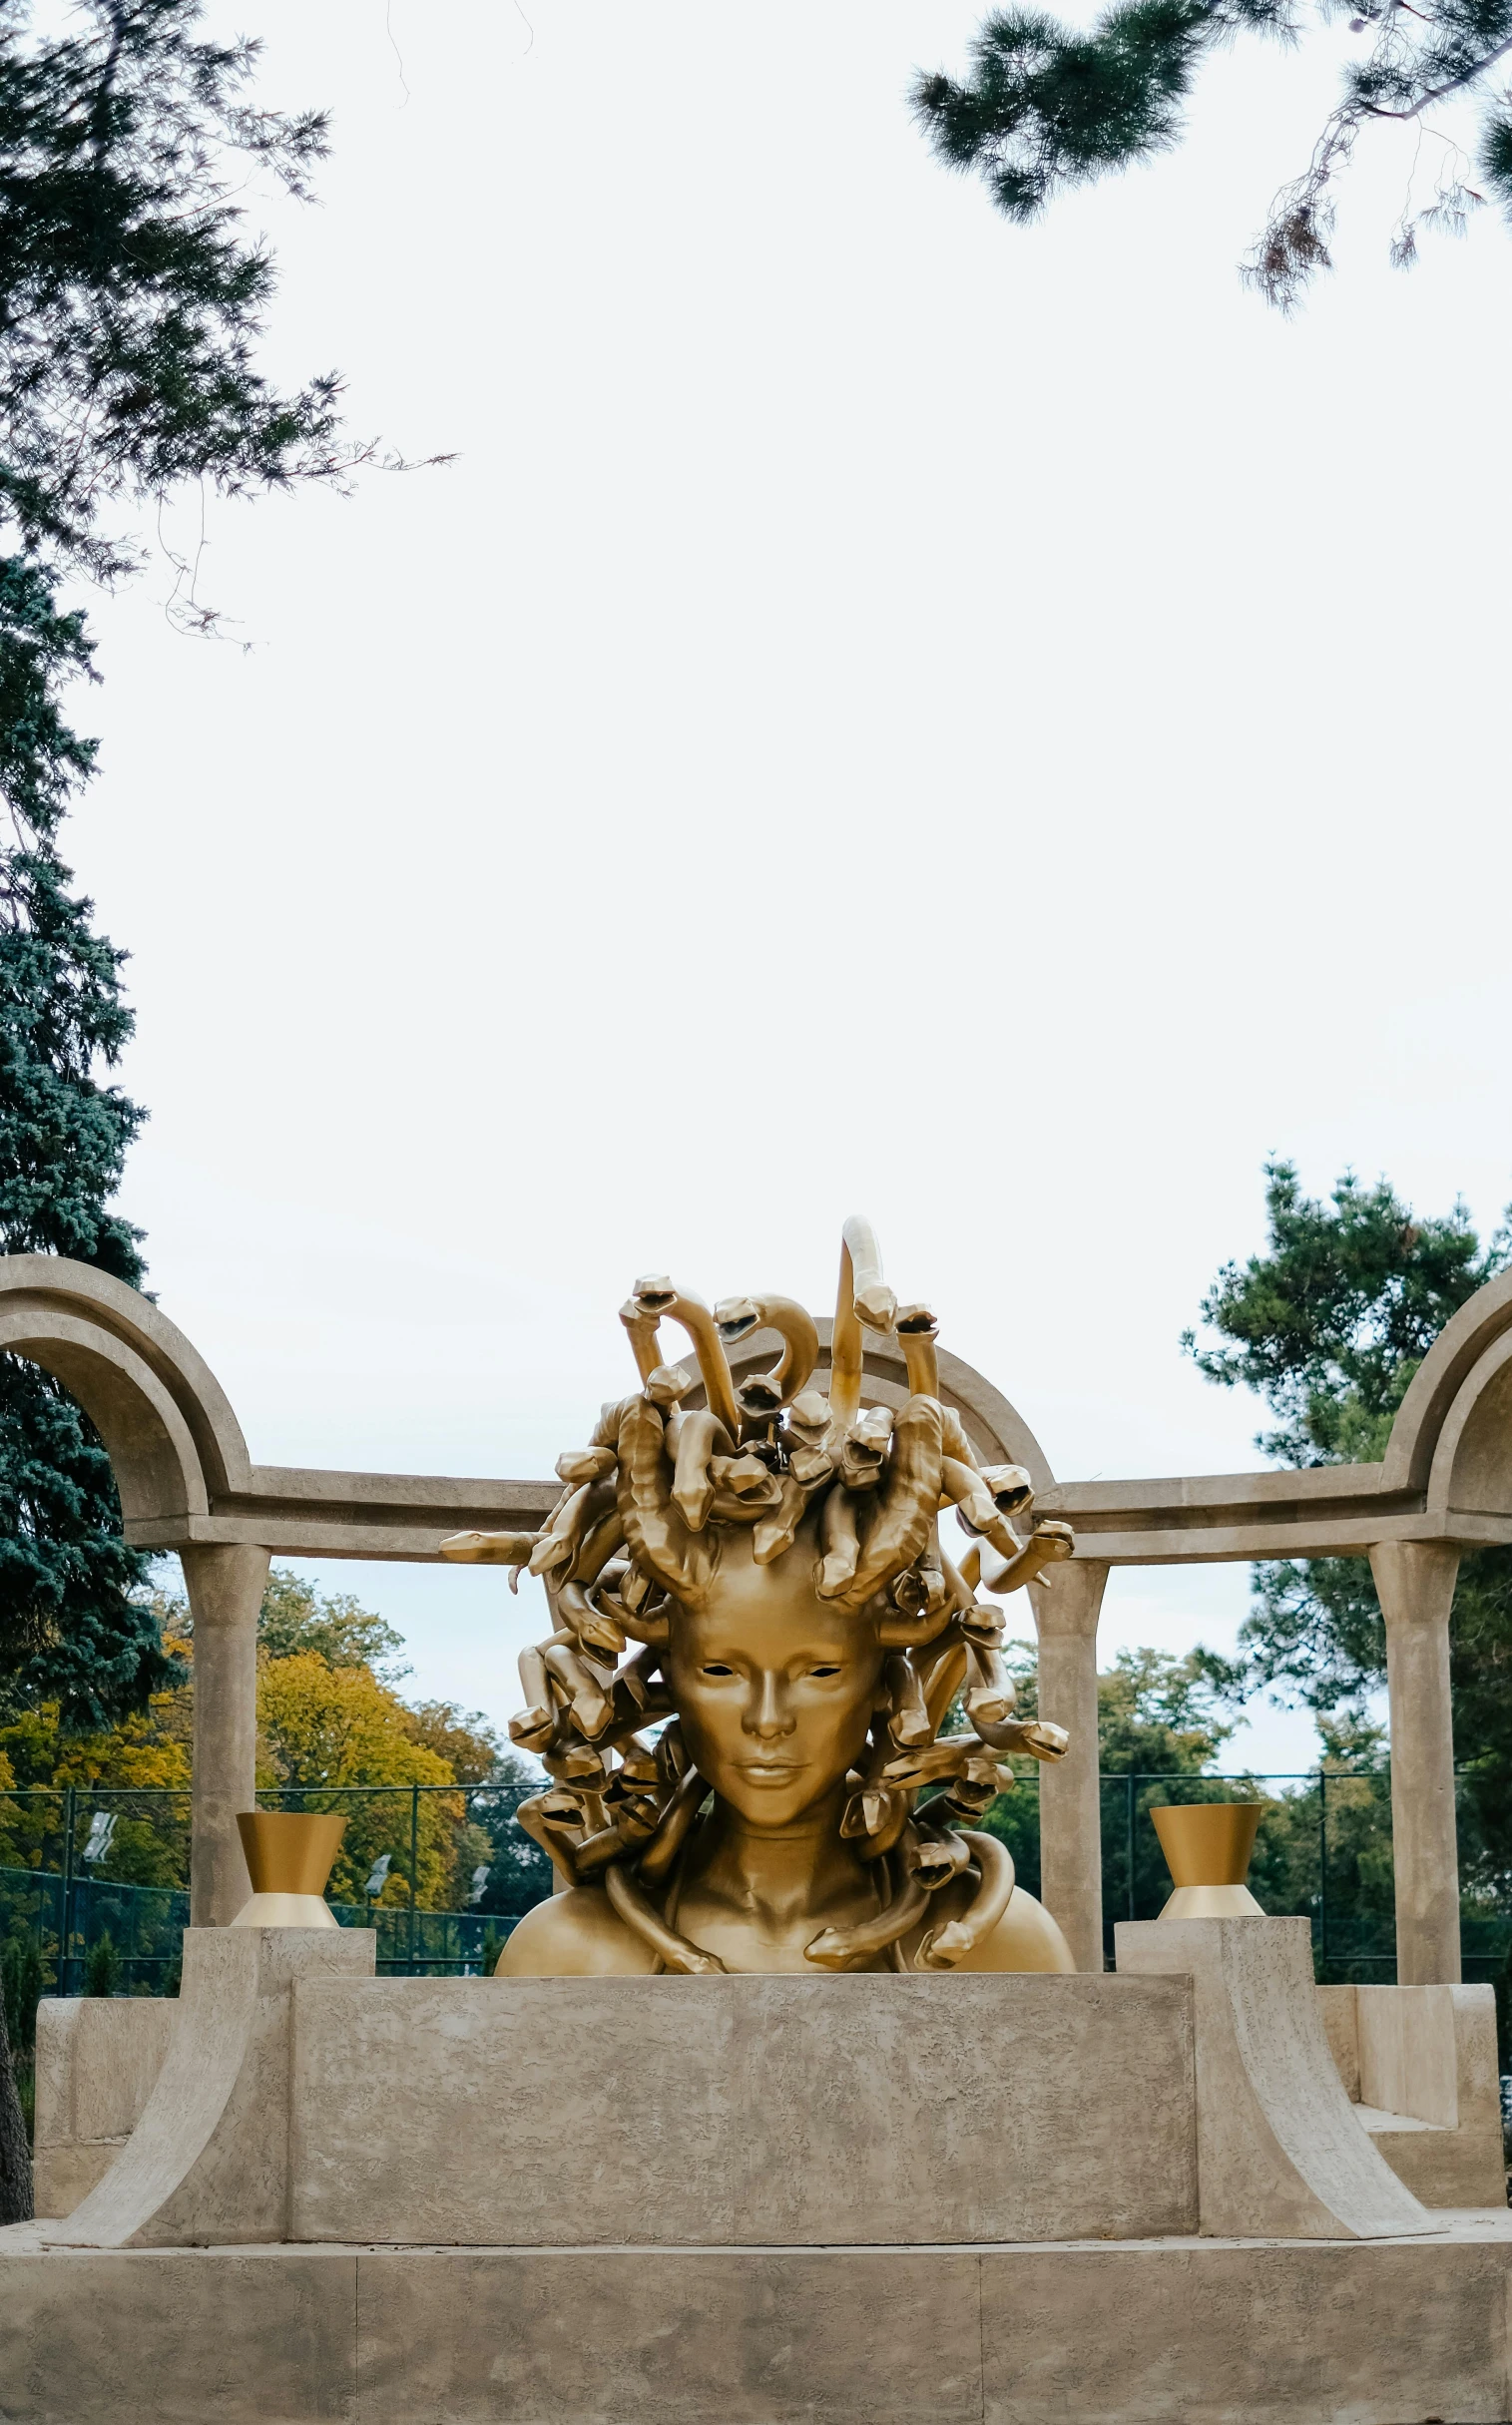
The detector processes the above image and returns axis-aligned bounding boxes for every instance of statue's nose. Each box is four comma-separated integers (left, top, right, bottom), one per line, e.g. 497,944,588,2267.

747,1673,795,1736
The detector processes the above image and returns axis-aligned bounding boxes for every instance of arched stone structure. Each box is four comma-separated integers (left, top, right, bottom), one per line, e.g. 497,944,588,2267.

2,1251,1510,1966
1384,1267,1512,1519
0,1261,267,1924
1361,1275,1512,1981
0,1256,252,1528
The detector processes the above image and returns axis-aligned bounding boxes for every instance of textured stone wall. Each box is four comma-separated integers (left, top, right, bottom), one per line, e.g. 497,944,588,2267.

290,1970,1198,2246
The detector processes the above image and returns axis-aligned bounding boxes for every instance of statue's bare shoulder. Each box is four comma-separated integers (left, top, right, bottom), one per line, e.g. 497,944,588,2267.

495,1887,661,1977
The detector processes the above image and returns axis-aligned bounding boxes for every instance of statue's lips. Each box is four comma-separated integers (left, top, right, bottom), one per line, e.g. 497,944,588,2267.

737,1757,805,1783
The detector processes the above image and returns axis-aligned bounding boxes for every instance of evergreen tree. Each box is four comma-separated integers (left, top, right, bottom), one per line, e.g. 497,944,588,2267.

0,553,163,1726
0,4,421,1744
1185,1159,1512,1881
914,2,1512,304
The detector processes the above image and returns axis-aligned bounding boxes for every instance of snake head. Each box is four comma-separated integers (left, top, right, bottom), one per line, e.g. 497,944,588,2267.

835,1404,893,1489
980,1463,1033,1516
714,1294,762,1344
644,1364,693,1408
632,1273,678,1317
438,1529,537,1567
1032,1520,1075,1560
1011,1720,1070,1762
894,1302,938,1341
709,1450,781,1505
736,1371,784,1422
853,1281,897,1334
783,1388,832,1449
557,1446,618,1486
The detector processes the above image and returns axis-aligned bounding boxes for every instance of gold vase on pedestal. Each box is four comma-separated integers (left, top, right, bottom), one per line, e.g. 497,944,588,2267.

1150,1802,1267,1919
231,1811,347,1928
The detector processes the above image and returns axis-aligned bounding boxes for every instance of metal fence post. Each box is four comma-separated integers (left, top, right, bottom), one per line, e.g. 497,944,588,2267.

60,1782,76,1995
1317,1767,1328,1969
408,1783,419,1977
1126,1774,1136,1921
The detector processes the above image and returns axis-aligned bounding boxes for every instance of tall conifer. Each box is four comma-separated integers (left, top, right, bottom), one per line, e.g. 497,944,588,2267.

0,2,417,1723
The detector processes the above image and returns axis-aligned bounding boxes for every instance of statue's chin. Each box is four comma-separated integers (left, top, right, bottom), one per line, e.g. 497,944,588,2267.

704,1769,828,1829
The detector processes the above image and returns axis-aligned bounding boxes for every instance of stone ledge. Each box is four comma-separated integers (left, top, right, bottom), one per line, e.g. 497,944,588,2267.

5,2220,1511,2425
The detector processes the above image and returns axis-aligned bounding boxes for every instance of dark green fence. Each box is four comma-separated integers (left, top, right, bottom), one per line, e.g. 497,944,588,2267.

0,1781,540,1994
986,1762,1512,1982
5,1766,1511,1993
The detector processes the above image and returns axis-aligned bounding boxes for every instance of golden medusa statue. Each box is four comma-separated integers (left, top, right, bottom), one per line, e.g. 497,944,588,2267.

441,1217,1078,1977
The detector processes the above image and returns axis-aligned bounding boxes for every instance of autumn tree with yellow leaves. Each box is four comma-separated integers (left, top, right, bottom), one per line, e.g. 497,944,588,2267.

0,1570,545,1916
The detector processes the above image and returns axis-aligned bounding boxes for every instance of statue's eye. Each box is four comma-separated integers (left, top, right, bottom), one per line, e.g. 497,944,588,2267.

809,1664,842,1679
700,1663,736,1678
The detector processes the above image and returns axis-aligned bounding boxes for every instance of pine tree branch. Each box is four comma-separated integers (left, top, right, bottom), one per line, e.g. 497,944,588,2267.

1361,26,1512,110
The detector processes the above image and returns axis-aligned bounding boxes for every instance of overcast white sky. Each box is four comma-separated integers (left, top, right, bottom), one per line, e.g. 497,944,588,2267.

61,4,1512,1770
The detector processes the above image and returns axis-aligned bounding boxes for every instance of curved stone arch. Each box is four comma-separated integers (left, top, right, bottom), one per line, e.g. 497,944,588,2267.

1382,1268,1512,1509
1424,1329,1512,1523
676,1314,1055,1490
0,1253,252,1529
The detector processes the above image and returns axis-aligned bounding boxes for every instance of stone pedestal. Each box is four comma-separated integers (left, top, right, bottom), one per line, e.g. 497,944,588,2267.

1117,1915,1432,2239
291,1971,1197,2246
44,1926,373,2249
20,1924,1510,2425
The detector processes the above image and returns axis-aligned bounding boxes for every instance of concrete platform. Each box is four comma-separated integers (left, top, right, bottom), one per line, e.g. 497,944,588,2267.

289,1969,1201,2246
4,2213,1511,2425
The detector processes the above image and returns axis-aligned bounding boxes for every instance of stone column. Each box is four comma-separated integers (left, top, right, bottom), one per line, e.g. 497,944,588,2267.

1369,1540,1462,1986
181,1544,269,1928
1029,1559,1110,1972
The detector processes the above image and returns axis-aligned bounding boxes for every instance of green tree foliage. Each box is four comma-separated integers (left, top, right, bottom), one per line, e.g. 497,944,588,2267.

1087,1645,1249,1938
254,1651,464,1908
372,1692,551,1921
0,556,164,1725
0,1984,28,2220
1184,1159,1506,1467
466,1763,555,1923
0,1572,555,1924
0,0,357,589
0,1626,193,1887
1246,1717,1401,1977
989,1637,1404,1972
186,1569,549,1917
0,1932,41,2064
255,1570,408,1681
914,1,1512,304
1186,1159,1512,1886
0,3,395,1730
83,1927,120,1998
987,1639,1243,1917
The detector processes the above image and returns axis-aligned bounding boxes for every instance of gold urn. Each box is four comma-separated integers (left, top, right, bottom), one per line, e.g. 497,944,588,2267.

231,1811,347,1928
1149,1801,1267,1920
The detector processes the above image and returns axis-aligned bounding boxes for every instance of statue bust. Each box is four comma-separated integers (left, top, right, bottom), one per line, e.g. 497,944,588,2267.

442,1218,1077,1977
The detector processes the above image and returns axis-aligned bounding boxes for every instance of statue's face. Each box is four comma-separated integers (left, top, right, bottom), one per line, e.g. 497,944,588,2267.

666,1532,883,1828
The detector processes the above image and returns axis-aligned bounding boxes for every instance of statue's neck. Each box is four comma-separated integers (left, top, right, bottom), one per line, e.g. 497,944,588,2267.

680,1786,876,1929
